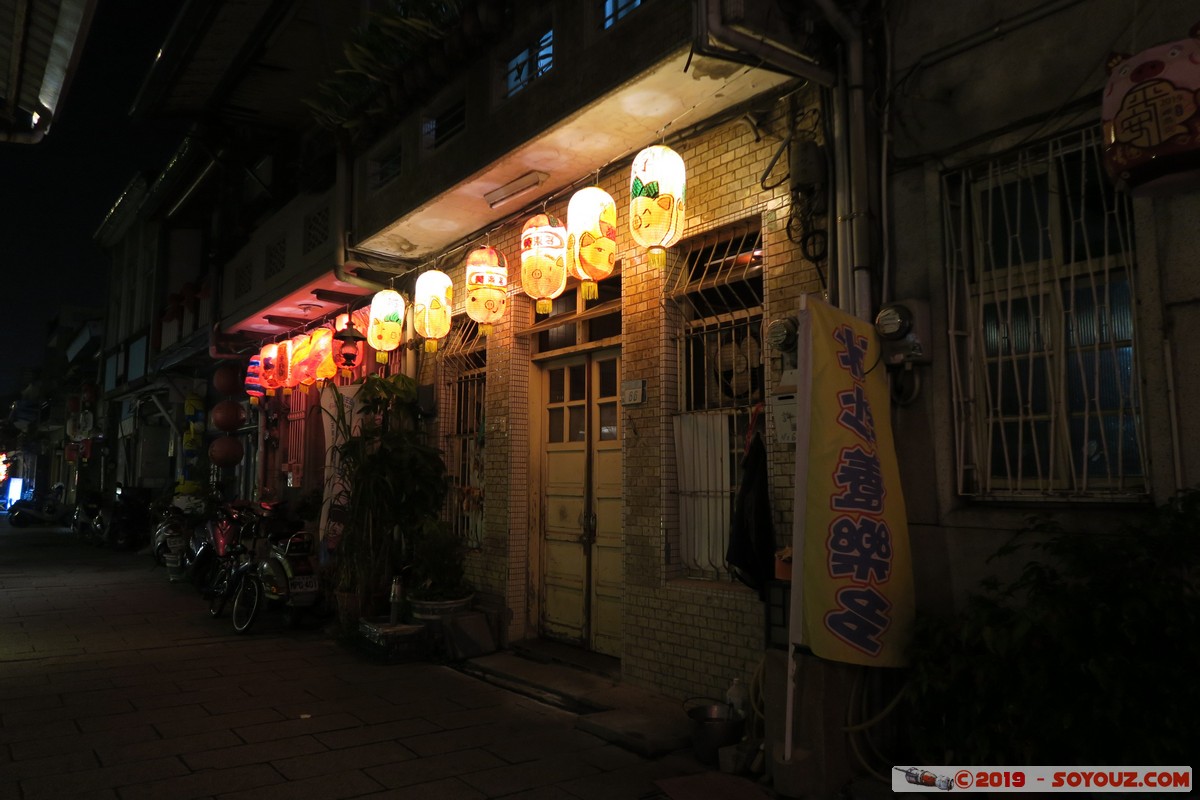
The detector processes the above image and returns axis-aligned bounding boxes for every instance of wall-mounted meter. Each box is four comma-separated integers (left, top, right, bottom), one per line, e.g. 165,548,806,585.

874,299,932,365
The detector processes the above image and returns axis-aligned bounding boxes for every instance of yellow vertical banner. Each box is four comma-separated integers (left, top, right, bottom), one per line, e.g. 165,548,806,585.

789,295,914,667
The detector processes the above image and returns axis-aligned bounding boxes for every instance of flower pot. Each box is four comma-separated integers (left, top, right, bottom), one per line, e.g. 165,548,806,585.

406,593,474,624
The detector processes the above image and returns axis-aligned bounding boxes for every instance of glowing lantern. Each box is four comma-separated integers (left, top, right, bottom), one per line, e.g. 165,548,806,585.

465,246,508,335
413,269,453,352
287,333,313,391
259,343,282,395
521,213,567,314
629,144,686,268
334,311,368,374
368,289,406,364
308,327,337,382
244,356,264,404
270,339,293,391
567,186,618,300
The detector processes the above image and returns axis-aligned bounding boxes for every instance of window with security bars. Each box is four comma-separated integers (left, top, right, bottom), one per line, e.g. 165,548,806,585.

668,220,764,579
504,29,553,98
943,128,1147,500
440,320,486,549
603,0,643,28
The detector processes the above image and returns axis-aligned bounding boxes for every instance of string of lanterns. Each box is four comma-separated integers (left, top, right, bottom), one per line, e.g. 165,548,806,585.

243,143,685,390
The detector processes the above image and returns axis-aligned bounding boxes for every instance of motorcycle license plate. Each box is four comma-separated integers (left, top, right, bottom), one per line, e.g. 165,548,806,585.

289,576,318,593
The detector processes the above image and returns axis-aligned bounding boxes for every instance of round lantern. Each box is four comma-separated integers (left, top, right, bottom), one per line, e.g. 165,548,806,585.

209,435,245,468
413,269,453,352
243,356,264,404
258,343,282,395
465,246,508,336
629,144,686,269
288,332,314,389
368,289,406,364
567,186,618,300
520,212,567,314
211,399,246,433
213,364,240,396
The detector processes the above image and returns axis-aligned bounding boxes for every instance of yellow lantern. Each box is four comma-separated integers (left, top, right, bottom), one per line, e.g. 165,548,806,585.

465,246,508,336
259,342,282,395
300,327,336,384
413,269,453,352
520,212,567,314
629,144,685,268
567,186,618,300
288,333,312,392
368,289,406,364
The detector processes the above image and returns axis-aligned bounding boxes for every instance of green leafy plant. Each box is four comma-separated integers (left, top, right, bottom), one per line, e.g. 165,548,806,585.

405,518,473,601
904,490,1200,765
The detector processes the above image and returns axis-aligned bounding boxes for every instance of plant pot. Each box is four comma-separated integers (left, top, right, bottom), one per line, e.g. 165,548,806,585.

406,593,474,624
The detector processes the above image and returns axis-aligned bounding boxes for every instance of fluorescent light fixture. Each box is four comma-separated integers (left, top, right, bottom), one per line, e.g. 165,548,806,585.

485,170,549,209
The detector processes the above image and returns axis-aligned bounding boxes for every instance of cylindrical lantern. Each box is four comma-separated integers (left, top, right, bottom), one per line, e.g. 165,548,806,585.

465,246,508,336
629,144,686,269
520,213,567,314
259,343,282,395
209,435,245,468
287,333,312,391
413,269,453,352
368,289,406,364
272,339,293,392
212,364,240,396
211,399,246,433
244,356,264,404
568,186,618,300
309,327,337,382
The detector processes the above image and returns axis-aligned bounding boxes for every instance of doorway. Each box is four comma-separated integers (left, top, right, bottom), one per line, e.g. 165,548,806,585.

539,348,622,657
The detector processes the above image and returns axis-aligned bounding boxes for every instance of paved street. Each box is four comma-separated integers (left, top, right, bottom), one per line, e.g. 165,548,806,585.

0,519,725,799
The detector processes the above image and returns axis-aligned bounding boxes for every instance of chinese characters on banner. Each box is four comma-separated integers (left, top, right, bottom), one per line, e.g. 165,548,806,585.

789,295,914,666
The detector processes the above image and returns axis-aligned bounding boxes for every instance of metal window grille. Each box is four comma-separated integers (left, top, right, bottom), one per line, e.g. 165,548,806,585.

302,206,329,255
668,220,764,579
369,142,403,189
422,100,466,150
943,127,1146,500
603,0,643,28
504,29,553,98
440,320,486,548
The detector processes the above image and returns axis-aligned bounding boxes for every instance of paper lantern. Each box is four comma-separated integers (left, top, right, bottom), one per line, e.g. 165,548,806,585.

209,435,245,468
270,339,293,391
465,246,508,335
369,289,406,364
520,212,567,314
287,333,312,390
244,356,264,404
629,144,686,268
308,327,337,382
567,186,618,300
212,364,240,396
259,343,282,394
1102,23,1200,195
413,269,453,353
211,399,246,433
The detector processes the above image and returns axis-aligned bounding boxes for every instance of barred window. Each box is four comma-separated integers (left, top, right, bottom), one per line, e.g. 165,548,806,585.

440,320,486,549
668,219,764,579
943,127,1147,500
504,29,553,98
603,0,643,28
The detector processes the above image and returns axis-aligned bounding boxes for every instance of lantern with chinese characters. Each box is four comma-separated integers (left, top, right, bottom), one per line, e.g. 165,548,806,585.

368,289,406,364
521,212,567,314
268,339,292,392
334,310,368,374
244,356,264,404
258,343,279,395
465,246,508,335
629,144,686,268
288,333,313,391
308,327,337,383
413,269,453,352
567,186,618,300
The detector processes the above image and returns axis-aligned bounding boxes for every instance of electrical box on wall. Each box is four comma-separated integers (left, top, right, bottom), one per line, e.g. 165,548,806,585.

874,299,932,366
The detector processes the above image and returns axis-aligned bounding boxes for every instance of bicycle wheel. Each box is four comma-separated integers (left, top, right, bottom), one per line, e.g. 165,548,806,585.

208,567,230,617
231,574,262,634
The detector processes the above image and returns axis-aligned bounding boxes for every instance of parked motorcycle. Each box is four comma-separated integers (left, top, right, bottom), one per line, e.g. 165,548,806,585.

7,483,70,527
72,491,105,543
98,484,154,549
225,500,320,633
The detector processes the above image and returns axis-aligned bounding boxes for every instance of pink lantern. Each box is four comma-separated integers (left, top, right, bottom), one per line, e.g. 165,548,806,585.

259,343,282,395
521,212,567,314
465,246,508,335
567,186,618,300
629,144,686,268
413,269,453,352
368,289,406,364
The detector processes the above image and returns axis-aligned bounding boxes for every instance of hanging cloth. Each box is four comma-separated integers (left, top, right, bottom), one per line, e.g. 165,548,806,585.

726,428,774,599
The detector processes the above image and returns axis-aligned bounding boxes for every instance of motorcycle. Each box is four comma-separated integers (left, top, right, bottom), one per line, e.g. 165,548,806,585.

226,500,320,633
7,483,70,527
98,484,154,549
72,490,106,543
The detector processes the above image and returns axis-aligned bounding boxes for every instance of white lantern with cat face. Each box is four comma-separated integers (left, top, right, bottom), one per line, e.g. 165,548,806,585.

629,145,685,269
567,186,618,300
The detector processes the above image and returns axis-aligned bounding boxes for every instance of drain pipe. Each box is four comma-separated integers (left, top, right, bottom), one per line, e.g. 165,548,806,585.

332,142,388,293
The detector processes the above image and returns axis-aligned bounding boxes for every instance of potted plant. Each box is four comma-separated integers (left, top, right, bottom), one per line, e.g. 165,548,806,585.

404,518,474,622
323,372,449,628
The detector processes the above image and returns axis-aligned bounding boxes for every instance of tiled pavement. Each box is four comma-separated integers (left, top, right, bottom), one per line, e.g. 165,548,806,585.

0,519,756,799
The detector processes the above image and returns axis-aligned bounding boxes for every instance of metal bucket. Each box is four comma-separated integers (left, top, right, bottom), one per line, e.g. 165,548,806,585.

684,698,744,764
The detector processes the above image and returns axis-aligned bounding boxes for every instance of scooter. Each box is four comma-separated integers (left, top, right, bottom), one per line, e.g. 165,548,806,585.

8,483,70,527
72,491,105,542
255,502,320,628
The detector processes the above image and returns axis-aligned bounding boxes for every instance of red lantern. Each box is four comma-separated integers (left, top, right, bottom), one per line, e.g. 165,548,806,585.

308,328,337,382
213,364,241,396
209,435,245,467
289,333,314,388
211,399,246,433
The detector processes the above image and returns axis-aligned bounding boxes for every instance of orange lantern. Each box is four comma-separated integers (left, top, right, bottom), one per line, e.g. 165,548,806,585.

413,269,453,352
307,327,337,383
259,343,282,395
567,186,618,300
213,364,240,396
368,289,406,364
211,399,246,433
244,356,264,404
465,246,508,335
272,339,293,391
629,144,686,268
520,212,567,314
288,333,313,389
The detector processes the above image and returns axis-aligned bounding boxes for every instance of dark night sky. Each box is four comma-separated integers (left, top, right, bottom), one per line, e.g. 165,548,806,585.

0,0,185,397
